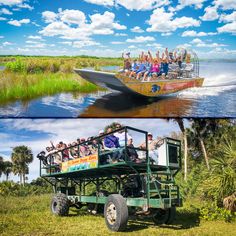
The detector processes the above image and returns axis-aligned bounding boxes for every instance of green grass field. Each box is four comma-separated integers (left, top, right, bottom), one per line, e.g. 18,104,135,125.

0,194,235,236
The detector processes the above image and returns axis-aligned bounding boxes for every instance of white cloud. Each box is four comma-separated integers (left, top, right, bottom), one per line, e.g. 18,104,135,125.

3,41,13,46
113,22,126,30
0,16,6,20
17,3,33,10
26,43,46,48
28,35,43,40
177,43,191,48
114,33,127,36
131,26,144,33
84,0,114,6
40,21,71,37
182,30,217,37
12,7,20,11
217,10,236,35
111,41,124,44
217,21,236,35
128,45,137,49
40,10,126,41
191,38,202,44
8,18,30,26
59,9,86,26
0,0,33,10
161,32,172,36
205,47,236,57
146,43,163,49
89,11,126,33
73,40,100,48
83,0,170,11
117,0,170,11
147,7,200,33
0,7,12,15
200,6,219,21
42,11,58,23
0,0,23,6
214,0,236,10
0,35,4,38
26,40,38,44
219,11,236,23
175,0,207,11
126,36,155,43
190,38,227,47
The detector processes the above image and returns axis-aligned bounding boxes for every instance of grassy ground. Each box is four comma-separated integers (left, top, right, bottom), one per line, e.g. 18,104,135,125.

0,194,235,236
0,71,98,103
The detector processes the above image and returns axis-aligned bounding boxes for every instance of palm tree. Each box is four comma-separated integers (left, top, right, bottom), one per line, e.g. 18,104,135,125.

0,156,4,179
188,119,219,170
168,119,188,181
211,139,236,206
174,119,188,181
3,161,13,181
11,146,33,186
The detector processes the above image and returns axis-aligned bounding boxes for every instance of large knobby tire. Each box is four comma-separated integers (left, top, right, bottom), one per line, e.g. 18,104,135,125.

166,207,176,224
51,193,70,216
104,194,128,232
152,207,176,225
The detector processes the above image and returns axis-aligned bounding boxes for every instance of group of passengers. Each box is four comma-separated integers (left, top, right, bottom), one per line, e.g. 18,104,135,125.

39,123,162,169
121,48,188,81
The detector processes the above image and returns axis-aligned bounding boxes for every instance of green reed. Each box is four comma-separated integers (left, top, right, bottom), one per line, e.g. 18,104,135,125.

0,71,98,103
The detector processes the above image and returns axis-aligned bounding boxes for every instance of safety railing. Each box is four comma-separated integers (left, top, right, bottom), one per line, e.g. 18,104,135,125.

39,126,149,177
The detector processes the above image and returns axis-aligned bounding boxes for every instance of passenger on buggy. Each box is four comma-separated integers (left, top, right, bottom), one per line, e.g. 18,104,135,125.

139,133,160,164
102,127,121,164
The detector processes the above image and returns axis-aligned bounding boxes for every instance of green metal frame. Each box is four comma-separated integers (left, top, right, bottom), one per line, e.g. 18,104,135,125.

40,126,182,210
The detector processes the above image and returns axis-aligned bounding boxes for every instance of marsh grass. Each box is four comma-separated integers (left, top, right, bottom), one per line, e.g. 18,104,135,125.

0,56,121,103
3,56,123,73
0,194,235,236
0,71,98,103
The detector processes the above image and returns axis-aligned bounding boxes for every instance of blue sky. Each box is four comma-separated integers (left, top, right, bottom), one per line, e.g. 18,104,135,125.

0,119,181,182
0,1,236,58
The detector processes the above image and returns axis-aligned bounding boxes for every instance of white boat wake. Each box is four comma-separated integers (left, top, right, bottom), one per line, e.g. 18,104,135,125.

178,73,236,98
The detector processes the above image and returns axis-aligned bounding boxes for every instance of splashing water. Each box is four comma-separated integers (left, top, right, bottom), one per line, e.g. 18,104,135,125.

178,62,236,98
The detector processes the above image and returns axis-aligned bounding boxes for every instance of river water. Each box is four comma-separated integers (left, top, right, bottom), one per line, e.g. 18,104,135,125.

0,61,235,118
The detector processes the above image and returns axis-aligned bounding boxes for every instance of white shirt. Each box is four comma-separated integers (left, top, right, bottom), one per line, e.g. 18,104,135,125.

114,131,132,147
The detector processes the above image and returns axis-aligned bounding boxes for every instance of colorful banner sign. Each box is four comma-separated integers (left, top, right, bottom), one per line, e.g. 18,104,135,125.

61,154,98,172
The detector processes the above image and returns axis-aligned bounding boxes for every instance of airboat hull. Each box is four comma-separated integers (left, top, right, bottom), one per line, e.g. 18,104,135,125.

74,69,204,97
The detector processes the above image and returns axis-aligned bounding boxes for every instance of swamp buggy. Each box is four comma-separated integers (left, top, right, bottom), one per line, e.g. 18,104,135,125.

38,126,182,232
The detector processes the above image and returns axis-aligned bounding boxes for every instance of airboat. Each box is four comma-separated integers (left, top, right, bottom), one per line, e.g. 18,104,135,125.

74,48,204,97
